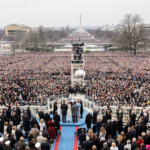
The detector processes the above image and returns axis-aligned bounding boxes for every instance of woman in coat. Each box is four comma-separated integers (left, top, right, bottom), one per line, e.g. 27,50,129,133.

112,118,117,138
96,118,101,133
76,100,81,120
67,101,72,122
47,118,56,139
106,110,111,122
39,119,45,131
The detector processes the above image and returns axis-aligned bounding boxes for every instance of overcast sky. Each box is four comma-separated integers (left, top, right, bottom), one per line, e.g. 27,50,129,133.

0,0,150,28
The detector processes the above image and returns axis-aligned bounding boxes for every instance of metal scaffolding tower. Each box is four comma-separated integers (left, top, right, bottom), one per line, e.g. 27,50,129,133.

71,42,85,86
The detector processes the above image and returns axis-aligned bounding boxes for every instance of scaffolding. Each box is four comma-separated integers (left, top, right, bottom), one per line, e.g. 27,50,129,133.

71,42,85,86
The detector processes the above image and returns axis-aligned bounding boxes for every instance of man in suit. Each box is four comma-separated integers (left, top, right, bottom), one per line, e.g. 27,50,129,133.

26,106,31,120
7,121,13,137
41,138,50,150
61,101,68,123
31,124,40,142
38,109,45,120
130,111,136,125
8,133,16,149
85,112,92,129
53,100,58,114
72,102,78,123
143,113,148,125
44,110,50,129
15,125,23,142
11,111,17,126
79,129,86,146
135,121,140,139
82,136,92,150
1,112,7,133
22,111,30,138
79,99,83,118
42,126,49,138
131,125,136,138
129,104,133,118
53,111,60,130
102,142,110,150
37,132,44,150
16,104,21,123
126,127,132,141
31,116,39,129
92,109,97,133
105,120,112,139
131,138,138,150
18,137,26,150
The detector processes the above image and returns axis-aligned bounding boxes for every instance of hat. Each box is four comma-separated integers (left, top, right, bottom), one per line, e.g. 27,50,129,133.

14,143,19,148
0,137,3,142
35,142,40,148
5,140,10,145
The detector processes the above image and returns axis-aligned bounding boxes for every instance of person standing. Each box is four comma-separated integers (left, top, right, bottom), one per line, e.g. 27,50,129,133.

76,100,81,120
23,111,30,138
85,112,92,129
61,101,68,123
44,111,50,129
53,100,58,115
57,101,62,117
80,99,83,118
53,111,60,130
26,106,31,120
72,102,79,123
67,101,72,122
47,118,56,139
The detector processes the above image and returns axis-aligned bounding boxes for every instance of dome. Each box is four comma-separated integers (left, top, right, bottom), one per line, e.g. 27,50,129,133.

75,69,85,76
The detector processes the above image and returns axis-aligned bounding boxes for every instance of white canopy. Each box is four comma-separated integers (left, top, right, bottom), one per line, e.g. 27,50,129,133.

75,69,85,76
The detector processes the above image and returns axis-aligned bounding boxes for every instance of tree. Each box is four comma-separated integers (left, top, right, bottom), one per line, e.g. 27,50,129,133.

10,41,17,55
119,14,149,55
29,31,39,51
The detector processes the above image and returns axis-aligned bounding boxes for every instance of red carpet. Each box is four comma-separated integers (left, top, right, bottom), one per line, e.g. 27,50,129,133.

54,126,62,150
74,126,78,150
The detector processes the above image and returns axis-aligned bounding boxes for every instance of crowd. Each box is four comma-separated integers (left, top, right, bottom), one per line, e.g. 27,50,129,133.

79,105,150,150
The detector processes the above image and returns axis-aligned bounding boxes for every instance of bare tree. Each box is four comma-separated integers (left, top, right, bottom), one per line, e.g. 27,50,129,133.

10,41,18,55
29,31,39,51
119,14,149,55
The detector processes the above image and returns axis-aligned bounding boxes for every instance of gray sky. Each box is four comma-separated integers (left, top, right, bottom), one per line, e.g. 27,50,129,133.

0,0,150,28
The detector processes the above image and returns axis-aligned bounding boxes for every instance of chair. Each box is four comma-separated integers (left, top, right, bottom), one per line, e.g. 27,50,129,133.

74,128,86,137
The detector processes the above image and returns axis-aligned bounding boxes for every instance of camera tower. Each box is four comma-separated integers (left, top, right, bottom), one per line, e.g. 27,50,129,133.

71,42,85,86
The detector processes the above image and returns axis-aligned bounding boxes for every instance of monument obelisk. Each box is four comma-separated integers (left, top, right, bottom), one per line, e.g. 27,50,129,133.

79,13,82,30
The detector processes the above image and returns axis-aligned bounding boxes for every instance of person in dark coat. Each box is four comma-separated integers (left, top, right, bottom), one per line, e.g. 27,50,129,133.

8,134,16,149
53,100,58,114
11,112,17,126
3,140,11,150
42,127,49,138
92,109,97,125
26,106,31,120
80,99,83,118
41,138,50,150
79,129,86,146
117,140,124,150
124,121,130,135
44,110,50,129
85,112,92,129
130,111,136,125
92,135,100,150
112,119,117,138
96,118,101,133
53,111,60,130
143,113,148,125
131,125,136,138
16,104,21,123
126,127,132,141
0,136,4,150
72,102,78,123
117,118,123,134
105,120,112,139
38,109,45,120
7,121,13,137
28,132,34,142
47,118,56,139
15,125,23,142
82,136,92,150
1,112,7,133
31,116,39,129
131,138,138,150
6,106,11,122
135,121,140,139
23,111,30,137
61,101,68,123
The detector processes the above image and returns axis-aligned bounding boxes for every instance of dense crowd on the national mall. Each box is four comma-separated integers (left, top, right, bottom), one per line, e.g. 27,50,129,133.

0,51,150,150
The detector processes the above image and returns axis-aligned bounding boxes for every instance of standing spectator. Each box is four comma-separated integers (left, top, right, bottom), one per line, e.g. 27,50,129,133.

112,118,117,138
137,136,144,149
61,101,68,123
41,138,50,150
110,142,118,150
106,110,111,122
106,120,112,139
0,137,4,150
88,129,95,141
11,126,16,139
29,138,35,150
76,99,81,120
82,136,92,150
124,140,131,150
79,129,86,147
131,125,136,138
4,122,8,133
117,139,124,150
130,111,136,125
42,126,49,138
96,118,101,133
8,133,16,149
80,99,83,118
7,121,13,137
140,143,146,150
47,118,56,139
31,125,40,142
37,132,44,150
67,101,72,122
28,132,34,142
85,112,92,129
18,137,26,150
131,138,138,150
53,111,60,130
11,112,17,126
53,100,58,115
72,102,79,123
102,142,110,150
99,127,106,141
39,119,45,131
31,116,39,129
126,127,132,141
44,110,50,129
93,109,97,132
38,109,45,120
26,106,31,120
3,141,11,150
92,135,100,150
135,121,140,139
